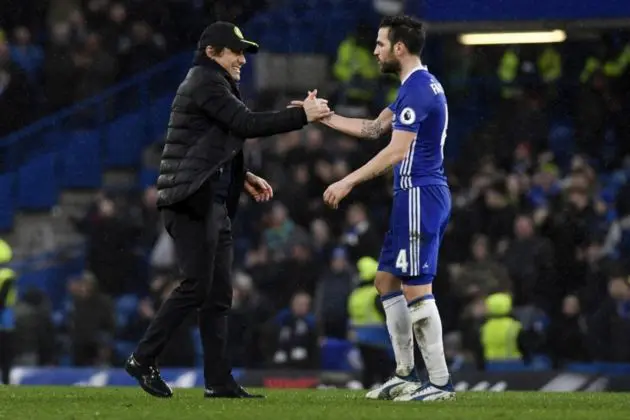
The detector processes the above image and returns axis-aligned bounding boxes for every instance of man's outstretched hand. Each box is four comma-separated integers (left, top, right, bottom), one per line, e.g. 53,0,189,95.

290,90,333,122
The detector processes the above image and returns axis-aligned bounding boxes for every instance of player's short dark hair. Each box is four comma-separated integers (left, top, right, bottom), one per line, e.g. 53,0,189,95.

379,15,426,56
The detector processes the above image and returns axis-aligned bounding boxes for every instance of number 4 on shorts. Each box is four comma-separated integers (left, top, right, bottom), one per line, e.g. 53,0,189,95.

396,249,408,273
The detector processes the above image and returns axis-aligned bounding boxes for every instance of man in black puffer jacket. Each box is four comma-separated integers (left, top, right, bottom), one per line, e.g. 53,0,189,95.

125,21,331,399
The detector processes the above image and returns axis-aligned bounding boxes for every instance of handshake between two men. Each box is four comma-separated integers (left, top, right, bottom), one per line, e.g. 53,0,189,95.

290,89,333,123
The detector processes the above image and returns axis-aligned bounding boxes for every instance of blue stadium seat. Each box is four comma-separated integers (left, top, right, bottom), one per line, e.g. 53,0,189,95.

42,130,69,154
139,168,158,189
594,362,630,375
548,121,575,171
320,337,355,371
285,24,315,53
149,95,173,142
17,153,59,210
15,251,84,311
58,354,72,366
18,266,65,310
244,14,273,40
104,113,146,168
0,173,15,231
59,130,102,188
257,10,293,52
115,294,140,329
530,354,552,370
485,360,531,372
114,341,137,359
566,362,600,374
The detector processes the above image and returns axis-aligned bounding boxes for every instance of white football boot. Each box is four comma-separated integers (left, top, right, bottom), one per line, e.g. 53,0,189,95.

394,377,456,402
365,372,420,400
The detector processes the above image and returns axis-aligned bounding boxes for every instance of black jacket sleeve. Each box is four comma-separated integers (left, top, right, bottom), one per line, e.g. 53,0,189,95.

194,76,308,138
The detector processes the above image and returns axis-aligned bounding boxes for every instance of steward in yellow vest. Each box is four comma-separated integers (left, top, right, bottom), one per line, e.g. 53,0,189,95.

480,293,525,366
0,239,16,385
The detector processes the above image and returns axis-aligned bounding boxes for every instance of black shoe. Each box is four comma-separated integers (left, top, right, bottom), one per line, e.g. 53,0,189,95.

204,384,265,399
125,355,173,398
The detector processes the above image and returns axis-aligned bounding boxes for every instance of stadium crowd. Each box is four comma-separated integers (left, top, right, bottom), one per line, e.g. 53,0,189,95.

4,14,630,379
0,0,263,136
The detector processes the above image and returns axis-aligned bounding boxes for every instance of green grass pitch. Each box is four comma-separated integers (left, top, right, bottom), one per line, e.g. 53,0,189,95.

1,387,629,420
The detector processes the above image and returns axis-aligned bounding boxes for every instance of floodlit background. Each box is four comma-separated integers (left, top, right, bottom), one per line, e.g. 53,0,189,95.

0,0,630,389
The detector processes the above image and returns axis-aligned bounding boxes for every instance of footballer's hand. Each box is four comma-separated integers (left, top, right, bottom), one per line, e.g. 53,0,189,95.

244,172,273,202
323,179,353,209
300,90,334,122
287,89,329,108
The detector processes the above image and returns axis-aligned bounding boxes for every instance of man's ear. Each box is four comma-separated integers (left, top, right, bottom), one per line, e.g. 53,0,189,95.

206,45,221,58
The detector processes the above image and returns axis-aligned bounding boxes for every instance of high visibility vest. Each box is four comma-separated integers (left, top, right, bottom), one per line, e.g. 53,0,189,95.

581,45,630,83
0,268,16,308
498,49,519,83
481,317,522,361
348,285,389,348
604,45,630,77
0,267,16,330
348,286,383,326
333,38,379,83
497,49,521,98
537,46,562,83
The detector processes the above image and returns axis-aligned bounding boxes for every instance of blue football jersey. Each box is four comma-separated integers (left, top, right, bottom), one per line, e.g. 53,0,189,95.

388,66,449,190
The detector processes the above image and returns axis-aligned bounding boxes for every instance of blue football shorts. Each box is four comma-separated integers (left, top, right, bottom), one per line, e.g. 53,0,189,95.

377,185,451,285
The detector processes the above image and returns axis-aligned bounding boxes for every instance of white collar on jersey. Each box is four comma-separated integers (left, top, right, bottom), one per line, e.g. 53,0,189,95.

401,64,428,85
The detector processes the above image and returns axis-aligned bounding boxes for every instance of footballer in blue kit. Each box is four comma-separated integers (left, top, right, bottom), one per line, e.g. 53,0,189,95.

379,65,451,285
317,15,455,402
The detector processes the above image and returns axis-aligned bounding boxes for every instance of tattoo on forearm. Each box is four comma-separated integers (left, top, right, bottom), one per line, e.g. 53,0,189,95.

360,120,384,139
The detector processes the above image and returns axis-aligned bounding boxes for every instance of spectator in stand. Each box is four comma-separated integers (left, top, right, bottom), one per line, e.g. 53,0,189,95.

262,202,309,263
502,214,555,311
547,294,591,367
66,271,115,366
12,287,56,366
119,20,166,78
314,247,354,339
340,203,381,264
589,275,630,362
228,271,274,368
73,32,117,102
451,234,511,300
43,22,76,112
72,193,140,297
268,291,319,370
0,33,33,136
101,2,130,55
8,26,44,85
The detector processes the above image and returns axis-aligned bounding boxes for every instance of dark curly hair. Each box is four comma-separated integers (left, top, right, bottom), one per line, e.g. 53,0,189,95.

379,15,426,56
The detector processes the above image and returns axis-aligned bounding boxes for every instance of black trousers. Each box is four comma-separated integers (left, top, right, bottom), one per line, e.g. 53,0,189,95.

135,198,233,387
0,330,12,385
